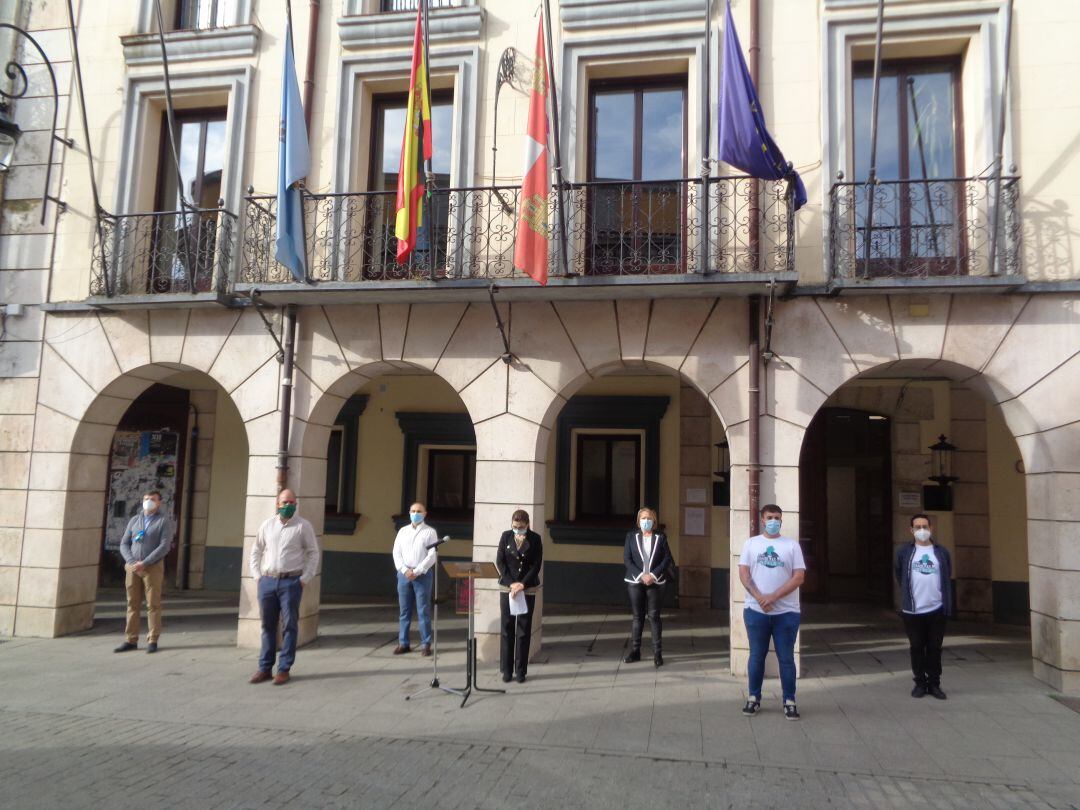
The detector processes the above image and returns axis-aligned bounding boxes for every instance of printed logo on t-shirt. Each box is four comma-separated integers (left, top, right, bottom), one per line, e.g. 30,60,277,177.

913,553,936,575
757,545,785,569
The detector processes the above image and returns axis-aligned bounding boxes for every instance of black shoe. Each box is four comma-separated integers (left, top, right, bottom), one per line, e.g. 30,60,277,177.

741,699,760,716
928,685,947,700
501,673,513,683
911,684,927,698
147,642,158,654
516,674,526,684
654,652,664,668
114,642,137,653
623,649,641,663
783,701,801,721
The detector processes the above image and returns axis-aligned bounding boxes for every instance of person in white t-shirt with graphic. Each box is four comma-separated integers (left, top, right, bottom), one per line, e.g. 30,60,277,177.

894,513,953,700
738,504,806,721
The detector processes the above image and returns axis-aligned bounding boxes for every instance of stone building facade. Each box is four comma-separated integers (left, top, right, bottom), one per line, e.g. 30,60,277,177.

1,0,1079,693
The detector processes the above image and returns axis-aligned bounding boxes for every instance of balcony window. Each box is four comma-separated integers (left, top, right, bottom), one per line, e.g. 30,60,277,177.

576,434,641,522
585,78,687,274
176,0,232,30
380,0,459,9
849,60,965,276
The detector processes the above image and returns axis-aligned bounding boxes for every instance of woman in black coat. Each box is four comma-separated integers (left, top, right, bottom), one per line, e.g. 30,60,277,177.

623,506,672,667
495,509,543,683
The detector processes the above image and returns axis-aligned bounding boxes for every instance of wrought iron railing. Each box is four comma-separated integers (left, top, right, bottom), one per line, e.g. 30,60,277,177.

829,176,1022,280
379,0,460,11
90,206,238,297
240,176,794,284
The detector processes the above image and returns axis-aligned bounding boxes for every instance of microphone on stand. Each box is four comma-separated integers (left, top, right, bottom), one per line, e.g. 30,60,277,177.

425,535,451,550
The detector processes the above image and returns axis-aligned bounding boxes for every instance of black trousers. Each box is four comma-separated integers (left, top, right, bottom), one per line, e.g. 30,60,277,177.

499,592,535,678
627,581,665,653
901,608,947,687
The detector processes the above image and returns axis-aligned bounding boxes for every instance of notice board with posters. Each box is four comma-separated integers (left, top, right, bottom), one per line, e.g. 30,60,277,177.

104,430,180,551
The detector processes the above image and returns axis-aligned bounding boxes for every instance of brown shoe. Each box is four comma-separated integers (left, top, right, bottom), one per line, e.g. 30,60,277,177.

393,644,411,655
273,670,290,685
249,670,272,684
421,645,432,657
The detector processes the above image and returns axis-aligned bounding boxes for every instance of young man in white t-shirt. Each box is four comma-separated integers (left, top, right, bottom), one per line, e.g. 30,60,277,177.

738,504,806,720
894,513,953,700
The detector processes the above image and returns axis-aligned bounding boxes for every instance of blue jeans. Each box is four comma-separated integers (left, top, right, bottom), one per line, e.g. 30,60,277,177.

397,569,433,647
744,607,800,702
258,575,302,673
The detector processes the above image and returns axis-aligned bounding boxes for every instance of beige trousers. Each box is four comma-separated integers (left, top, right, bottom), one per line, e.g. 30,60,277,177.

125,560,165,643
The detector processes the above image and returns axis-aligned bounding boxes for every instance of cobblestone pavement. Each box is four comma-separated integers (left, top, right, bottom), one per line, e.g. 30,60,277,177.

1,593,1079,810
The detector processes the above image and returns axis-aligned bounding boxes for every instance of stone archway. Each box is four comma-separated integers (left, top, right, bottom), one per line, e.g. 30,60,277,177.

12,308,275,638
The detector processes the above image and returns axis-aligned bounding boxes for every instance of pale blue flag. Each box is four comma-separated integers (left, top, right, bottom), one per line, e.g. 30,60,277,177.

275,18,310,282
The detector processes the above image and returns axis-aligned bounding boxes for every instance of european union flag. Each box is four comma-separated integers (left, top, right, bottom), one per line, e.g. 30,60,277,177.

718,1,806,210
275,18,310,282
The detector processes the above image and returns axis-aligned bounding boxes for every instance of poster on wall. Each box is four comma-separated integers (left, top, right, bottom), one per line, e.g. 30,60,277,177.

103,430,180,551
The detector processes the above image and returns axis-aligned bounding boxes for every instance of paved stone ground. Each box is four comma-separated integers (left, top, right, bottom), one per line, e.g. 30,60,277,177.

1,592,1079,809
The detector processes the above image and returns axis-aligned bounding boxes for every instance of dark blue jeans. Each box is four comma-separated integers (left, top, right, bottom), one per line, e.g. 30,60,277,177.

397,569,433,647
744,607,800,702
258,575,302,673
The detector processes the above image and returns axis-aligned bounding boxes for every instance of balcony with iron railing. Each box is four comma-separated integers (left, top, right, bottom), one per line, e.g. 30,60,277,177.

828,175,1023,287
89,203,238,301
238,176,795,293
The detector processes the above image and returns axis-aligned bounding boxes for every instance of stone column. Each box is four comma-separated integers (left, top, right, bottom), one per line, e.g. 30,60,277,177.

949,385,992,622
678,384,712,608
180,389,216,590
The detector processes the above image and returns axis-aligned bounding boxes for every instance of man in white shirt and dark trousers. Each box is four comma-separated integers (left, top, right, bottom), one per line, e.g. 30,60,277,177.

738,504,806,721
392,502,438,656
248,489,320,685
895,513,953,700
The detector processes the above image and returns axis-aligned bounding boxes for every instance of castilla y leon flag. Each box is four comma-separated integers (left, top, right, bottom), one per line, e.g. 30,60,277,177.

394,6,433,265
513,20,550,286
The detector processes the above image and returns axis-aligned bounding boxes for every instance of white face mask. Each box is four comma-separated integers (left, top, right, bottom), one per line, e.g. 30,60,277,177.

914,528,932,543
142,499,158,514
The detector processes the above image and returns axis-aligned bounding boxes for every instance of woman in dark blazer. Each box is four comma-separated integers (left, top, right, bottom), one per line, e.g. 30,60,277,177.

623,506,672,667
495,509,543,683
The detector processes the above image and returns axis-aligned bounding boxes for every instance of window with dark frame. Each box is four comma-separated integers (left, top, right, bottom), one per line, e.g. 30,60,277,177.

587,76,687,274
425,448,476,515
324,395,367,535
176,0,230,30
575,433,641,522
325,425,346,514
365,92,456,277
851,59,963,273
379,0,459,10
151,108,227,293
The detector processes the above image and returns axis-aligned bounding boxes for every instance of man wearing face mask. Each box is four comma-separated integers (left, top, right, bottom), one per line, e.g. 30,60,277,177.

738,504,806,720
116,491,174,654
249,489,320,685
495,509,543,683
391,502,438,656
895,514,953,700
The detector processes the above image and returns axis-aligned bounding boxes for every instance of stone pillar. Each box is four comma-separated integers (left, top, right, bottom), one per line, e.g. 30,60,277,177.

180,389,216,590
950,386,992,621
678,384,712,608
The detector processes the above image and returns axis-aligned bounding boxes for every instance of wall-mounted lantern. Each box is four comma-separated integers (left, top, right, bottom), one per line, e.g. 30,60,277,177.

712,440,730,507
923,434,958,511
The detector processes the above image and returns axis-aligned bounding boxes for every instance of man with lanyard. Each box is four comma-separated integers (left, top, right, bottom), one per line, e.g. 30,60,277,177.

738,504,806,720
116,490,173,654
249,489,320,685
895,514,953,700
391,502,438,656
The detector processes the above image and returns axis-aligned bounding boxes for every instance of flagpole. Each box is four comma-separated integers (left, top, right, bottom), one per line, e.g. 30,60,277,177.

701,0,712,274
542,0,571,279
862,0,885,279
748,0,760,274
421,0,437,281
987,0,1014,277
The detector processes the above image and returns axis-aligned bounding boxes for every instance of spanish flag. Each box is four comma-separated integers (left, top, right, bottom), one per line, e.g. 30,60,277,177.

394,7,433,265
513,20,550,285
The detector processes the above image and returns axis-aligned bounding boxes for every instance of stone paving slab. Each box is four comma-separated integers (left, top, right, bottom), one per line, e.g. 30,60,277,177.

1,593,1079,809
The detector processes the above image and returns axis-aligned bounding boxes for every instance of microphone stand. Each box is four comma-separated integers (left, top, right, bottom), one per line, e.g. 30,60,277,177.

406,536,465,702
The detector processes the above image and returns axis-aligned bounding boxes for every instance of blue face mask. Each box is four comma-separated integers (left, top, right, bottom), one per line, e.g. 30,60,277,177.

639,519,654,532
409,511,424,525
764,518,782,536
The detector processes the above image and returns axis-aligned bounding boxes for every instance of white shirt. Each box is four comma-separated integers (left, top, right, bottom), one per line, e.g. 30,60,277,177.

906,544,943,614
392,521,438,575
641,533,654,560
250,514,320,584
739,534,806,615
